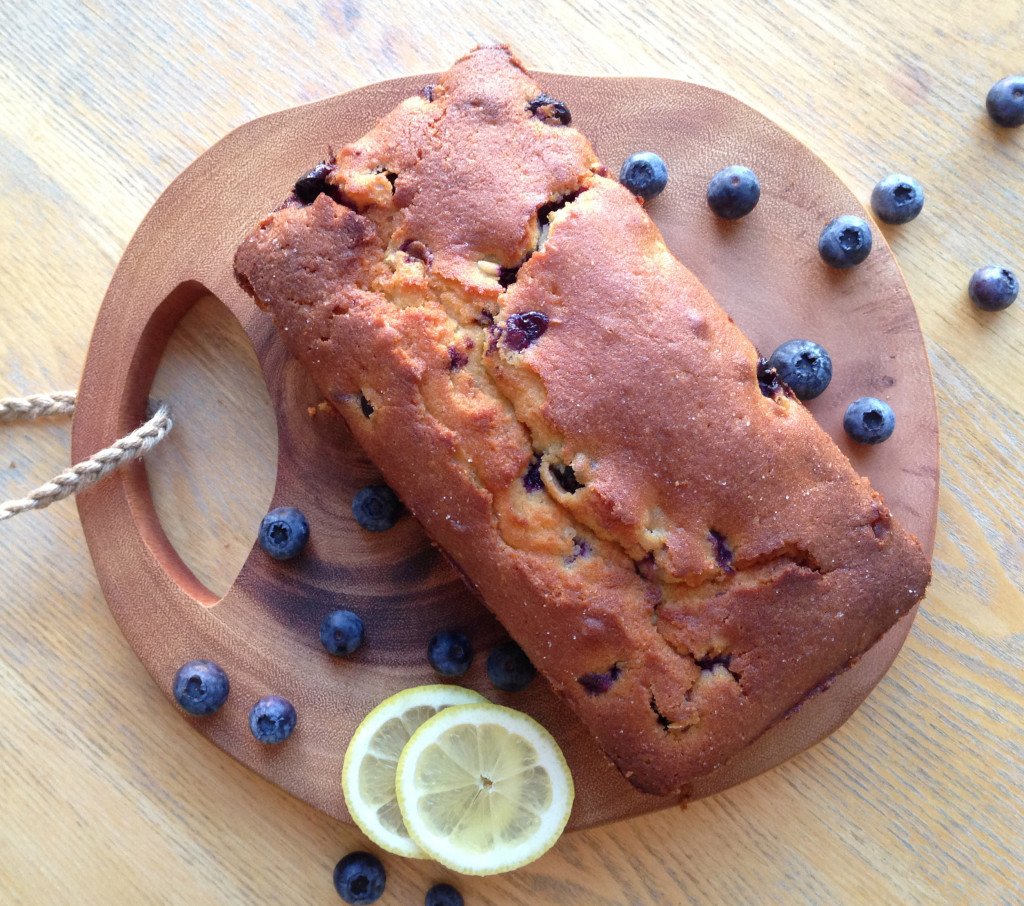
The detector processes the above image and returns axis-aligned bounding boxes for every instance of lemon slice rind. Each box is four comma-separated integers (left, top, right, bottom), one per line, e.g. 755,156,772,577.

395,702,574,875
342,684,486,858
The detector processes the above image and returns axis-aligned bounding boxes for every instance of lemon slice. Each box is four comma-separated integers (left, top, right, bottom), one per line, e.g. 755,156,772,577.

342,684,486,857
395,702,574,875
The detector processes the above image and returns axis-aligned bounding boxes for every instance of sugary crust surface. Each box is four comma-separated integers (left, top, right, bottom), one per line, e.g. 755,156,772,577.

234,46,931,794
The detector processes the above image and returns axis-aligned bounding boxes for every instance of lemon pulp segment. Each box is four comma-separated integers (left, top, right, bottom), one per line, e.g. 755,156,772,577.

396,703,574,875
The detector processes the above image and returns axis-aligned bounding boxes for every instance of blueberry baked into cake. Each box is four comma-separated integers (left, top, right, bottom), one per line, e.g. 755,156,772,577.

235,46,931,795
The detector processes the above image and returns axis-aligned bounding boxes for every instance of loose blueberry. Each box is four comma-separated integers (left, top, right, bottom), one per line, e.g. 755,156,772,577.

333,852,386,905
504,311,549,351
766,339,833,400
487,640,536,692
706,165,761,220
259,507,310,560
249,695,297,744
352,485,402,532
968,265,1019,311
527,93,571,125
843,397,896,445
619,152,669,201
986,75,1024,128
818,215,872,269
870,174,924,225
172,660,229,716
428,630,473,677
425,883,464,906
320,610,365,657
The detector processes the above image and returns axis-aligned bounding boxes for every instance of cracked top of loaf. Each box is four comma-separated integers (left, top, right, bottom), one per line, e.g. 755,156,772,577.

235,45,931,795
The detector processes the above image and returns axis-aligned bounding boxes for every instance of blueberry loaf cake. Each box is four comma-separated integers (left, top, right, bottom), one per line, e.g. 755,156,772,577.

235,46,931,795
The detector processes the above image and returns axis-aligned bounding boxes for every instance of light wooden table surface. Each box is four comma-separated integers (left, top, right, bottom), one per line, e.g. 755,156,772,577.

2,2,1022,904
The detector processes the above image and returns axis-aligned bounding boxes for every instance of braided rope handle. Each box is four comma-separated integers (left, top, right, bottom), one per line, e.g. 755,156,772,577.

0,390,77,421
0,391,173,521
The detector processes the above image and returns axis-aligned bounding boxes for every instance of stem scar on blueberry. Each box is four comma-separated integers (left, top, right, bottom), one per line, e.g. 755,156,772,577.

619,152,669,201
258,507,310,560
706,165,761,219
766,339,833,400
843,397,896,444
352,485,402,532
320,610,364,657
428,630,474,677
818,215,872,268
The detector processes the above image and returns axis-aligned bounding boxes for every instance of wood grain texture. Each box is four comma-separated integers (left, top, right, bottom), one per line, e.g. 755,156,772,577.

69,69,937,829
1,1,1022,904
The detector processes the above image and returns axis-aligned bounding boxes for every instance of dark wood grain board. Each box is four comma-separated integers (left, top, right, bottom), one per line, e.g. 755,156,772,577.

72,72,938,830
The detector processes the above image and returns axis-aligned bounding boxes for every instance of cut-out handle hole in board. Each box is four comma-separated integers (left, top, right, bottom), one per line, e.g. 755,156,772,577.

147,293,278,599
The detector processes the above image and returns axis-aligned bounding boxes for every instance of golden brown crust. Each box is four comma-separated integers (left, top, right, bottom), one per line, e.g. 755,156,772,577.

234,45,931,794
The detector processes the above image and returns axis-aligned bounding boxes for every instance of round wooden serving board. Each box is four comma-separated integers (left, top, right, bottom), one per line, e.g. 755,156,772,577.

73,72,939,832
